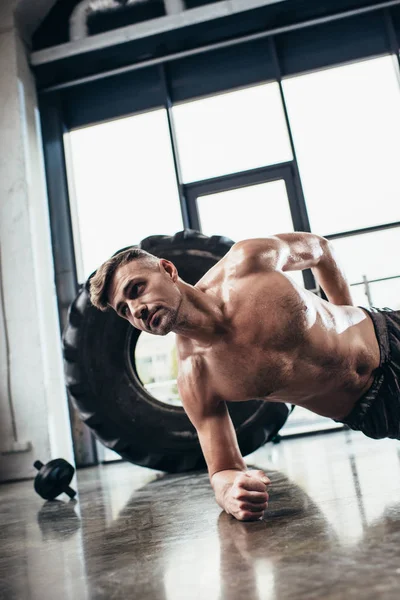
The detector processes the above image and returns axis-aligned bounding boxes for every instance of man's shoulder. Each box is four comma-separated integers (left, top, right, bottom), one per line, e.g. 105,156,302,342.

196,240,266,291
176,351,220,414
177,351,205,375
176,340,207,381
228,238,281,272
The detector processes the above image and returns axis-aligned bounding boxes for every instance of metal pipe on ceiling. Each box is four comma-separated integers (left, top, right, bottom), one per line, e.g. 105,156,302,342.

165,0,186,14
70,0,185,41
39,0,400,93
32,1,293,65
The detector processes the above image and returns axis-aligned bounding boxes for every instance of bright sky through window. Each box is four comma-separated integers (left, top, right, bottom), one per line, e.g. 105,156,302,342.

67,109,183,280
283,55,400,235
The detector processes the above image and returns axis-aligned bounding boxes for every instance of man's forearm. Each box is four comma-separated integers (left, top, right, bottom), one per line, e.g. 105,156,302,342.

313,240,353,306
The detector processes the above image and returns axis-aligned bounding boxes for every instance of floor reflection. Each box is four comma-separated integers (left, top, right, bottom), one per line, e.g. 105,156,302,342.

218,471,339,600
1,430,400,599
37,499,81,541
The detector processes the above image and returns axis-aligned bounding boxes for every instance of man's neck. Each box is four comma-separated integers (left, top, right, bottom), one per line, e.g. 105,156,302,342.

173,281,227,345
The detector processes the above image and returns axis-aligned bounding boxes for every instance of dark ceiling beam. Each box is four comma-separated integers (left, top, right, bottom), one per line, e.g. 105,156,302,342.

14,0,60,43
31,0,288,64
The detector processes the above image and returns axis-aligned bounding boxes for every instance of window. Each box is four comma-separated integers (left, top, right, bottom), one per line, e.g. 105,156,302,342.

330,227,400,309
198,180,294,240
196,179,304,288
283,56,400,235
135,332,180,407
173,82,293,183
66,109,183,281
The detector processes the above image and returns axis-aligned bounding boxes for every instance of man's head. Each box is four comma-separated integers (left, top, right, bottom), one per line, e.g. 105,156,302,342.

90,247,182,335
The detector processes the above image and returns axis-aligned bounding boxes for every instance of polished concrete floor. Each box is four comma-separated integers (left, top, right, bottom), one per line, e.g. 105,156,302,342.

2,429,400,599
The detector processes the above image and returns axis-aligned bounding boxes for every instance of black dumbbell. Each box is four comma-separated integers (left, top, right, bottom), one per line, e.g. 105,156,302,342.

33,459,76,500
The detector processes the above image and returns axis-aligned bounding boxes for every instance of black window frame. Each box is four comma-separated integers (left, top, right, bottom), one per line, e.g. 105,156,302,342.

37,3,400,460
185,163,303,232
38,6,400,323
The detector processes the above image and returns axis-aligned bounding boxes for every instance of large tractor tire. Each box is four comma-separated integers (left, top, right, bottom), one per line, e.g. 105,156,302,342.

63,230,290,472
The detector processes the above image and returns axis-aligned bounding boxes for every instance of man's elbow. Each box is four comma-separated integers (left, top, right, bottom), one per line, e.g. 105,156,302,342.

316,235,336,265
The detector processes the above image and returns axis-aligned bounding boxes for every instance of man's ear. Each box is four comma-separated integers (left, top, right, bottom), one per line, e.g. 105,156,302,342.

159,259,178,281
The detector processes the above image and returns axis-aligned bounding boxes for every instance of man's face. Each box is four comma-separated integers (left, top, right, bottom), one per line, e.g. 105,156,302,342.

108,259,181,336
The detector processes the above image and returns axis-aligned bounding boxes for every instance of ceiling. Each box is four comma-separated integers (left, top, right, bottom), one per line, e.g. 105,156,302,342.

14,0,59,42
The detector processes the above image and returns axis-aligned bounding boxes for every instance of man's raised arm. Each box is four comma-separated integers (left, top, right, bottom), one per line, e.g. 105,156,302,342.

232,232,353,306
177,356,270,522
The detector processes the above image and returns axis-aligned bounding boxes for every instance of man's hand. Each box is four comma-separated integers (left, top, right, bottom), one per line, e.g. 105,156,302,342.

213,469,270,521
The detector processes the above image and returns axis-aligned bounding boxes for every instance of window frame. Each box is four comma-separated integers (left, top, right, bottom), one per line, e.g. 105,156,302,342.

185,163,304,229
38,5,400,462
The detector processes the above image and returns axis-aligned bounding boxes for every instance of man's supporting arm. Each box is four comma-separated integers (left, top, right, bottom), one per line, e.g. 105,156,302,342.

232,232,353,306
178,358,270,521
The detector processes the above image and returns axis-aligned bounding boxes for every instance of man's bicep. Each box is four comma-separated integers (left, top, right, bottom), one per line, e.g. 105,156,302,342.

273,232,327,271
231,233,328,273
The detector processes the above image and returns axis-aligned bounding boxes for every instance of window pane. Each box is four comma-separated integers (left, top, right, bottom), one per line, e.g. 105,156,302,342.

135,332,181,407
330,227,400,309
283,406,343,435
198,180,294,239
173,83,293,183
283,56,400,235
331,227,399,282
350,278,400,310
368,279,400,310
347,284,372,308
197,179,303,288
67,110,183,280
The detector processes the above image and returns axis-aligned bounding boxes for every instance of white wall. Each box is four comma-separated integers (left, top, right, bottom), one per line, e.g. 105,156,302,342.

0,0,74,481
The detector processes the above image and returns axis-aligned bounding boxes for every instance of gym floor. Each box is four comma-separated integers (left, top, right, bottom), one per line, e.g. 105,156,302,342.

1,430,400,600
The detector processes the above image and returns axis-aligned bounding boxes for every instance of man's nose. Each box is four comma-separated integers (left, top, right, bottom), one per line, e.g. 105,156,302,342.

133,303,148,321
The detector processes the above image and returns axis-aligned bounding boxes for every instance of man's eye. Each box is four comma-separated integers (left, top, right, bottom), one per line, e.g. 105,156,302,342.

131,283,144,297
122,305,129,316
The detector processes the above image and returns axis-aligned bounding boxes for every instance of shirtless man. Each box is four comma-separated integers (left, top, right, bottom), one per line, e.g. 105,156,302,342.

89,232,400,521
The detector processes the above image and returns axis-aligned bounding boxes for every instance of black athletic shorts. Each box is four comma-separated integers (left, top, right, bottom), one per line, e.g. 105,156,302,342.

335,307,400,440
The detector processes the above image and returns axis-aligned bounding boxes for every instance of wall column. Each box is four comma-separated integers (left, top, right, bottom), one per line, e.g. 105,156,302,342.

0,1,74,481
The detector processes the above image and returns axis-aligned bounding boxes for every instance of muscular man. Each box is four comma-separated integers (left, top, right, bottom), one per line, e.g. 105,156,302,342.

89,232,400,521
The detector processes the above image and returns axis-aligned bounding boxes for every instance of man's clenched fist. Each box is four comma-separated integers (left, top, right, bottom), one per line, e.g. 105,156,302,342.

213,469,270,521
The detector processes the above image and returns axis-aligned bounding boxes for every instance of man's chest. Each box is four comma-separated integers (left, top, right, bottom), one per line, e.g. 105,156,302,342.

194,335,294,402
183,273,308,401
